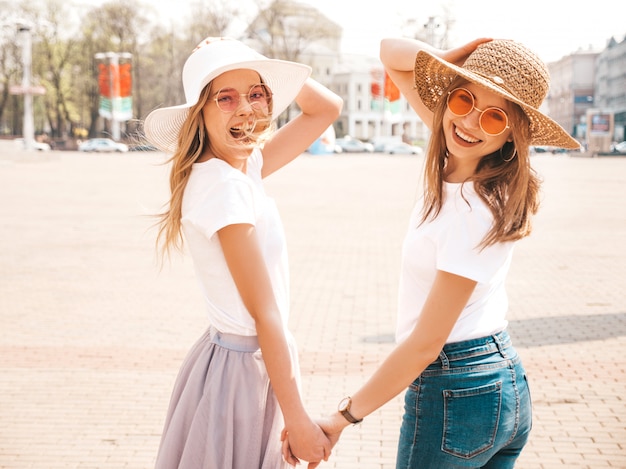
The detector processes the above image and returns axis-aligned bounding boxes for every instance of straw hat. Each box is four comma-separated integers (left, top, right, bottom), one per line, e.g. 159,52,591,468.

414,39,580,149
144,37,312,153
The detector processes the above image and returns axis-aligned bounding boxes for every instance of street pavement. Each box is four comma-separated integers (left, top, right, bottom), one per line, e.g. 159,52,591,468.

0,146,624,468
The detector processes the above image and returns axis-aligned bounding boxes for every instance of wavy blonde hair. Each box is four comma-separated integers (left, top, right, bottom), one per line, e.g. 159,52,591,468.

155,80,274,262
421,78,542,248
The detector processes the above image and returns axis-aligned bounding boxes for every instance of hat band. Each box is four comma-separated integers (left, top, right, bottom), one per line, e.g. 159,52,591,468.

465,69,516,95
464,68,545,109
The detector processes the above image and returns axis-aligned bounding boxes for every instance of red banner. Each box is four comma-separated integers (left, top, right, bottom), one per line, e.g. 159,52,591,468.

98,63,132,98
119,63,132,97
97,58,133,120
384,71,400,102
371,70,400,102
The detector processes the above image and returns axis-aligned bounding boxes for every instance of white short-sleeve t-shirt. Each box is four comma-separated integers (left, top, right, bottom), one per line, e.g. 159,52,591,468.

181,148,289,336
396,181,514,344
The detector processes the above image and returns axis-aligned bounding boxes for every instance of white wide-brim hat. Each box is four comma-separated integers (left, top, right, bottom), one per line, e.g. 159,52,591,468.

144,37,312,153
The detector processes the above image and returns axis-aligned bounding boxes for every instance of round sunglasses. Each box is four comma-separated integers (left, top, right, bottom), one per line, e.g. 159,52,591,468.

213,84,272,113
446,88,510,136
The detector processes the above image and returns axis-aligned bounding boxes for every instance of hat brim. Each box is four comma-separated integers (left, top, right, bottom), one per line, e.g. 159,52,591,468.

144,59,311,154
414,50,580,150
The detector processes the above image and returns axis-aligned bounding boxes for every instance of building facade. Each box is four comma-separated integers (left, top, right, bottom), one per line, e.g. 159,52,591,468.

547,51,598,141
547,35,626,147
330,54,428,144
594,36,626,142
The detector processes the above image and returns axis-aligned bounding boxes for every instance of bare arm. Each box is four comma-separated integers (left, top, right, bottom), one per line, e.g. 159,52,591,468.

317,270,477,440
379,37,492,131
262,78,343,178
218,223,330,463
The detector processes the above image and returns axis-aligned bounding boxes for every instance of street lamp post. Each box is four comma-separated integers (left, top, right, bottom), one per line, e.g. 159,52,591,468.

4,19,48,152
18,22,34,151
6,21,46,152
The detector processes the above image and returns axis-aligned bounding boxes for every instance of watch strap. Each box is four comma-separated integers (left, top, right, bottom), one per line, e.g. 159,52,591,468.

340,407,362,424
338,397,363,424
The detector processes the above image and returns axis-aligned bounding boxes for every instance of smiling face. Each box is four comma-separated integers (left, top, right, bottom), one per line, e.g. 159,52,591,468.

442,82,513,180
200,69,271,168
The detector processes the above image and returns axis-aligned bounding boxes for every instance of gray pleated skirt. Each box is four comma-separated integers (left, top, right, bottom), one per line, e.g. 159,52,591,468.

154,326,296,469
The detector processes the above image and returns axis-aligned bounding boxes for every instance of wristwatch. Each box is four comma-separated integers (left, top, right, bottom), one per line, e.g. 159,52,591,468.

338,396,363,424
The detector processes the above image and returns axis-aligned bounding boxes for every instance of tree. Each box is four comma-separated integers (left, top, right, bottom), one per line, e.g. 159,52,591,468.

132,0,242,133
185,0,241,47
246,0,340,61
0,0,344,142
29,0,81,139
79,0,146,138
245,0,341,124
0,0,23,134
134,29,185,123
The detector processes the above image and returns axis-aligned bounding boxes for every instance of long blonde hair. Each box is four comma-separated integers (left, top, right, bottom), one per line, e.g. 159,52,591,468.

421,78,541,248
154,79,274,262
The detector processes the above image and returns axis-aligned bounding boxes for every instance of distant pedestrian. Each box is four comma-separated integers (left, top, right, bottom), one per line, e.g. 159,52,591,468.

283,37,579,468
144,36,342,468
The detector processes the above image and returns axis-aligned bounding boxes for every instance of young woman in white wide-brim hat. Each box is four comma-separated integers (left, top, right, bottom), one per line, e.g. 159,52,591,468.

144,36,342,468
286,37,580,468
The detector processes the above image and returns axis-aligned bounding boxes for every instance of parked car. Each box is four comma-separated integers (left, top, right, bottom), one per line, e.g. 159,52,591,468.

370,137,402,153
531,146,570,154
14,138,51,151
129,143,158,151
611,141,626,154
334,137,374,153
385,142,423,155
78,138,128,153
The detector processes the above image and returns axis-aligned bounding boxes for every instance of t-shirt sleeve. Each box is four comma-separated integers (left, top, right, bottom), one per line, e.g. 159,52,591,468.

436,210,513,284
186,178,257,239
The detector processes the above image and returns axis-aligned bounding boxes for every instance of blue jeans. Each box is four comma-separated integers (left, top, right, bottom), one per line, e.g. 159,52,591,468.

396,330,532,469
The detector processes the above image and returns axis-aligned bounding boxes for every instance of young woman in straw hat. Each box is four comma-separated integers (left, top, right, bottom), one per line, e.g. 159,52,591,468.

144,37,342,468
284,38,579,468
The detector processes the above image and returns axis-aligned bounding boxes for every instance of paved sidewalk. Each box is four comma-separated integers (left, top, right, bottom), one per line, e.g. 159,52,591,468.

0,149,624,468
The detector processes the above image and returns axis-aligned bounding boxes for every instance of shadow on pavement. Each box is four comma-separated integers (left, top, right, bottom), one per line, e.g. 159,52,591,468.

509,311,626,347
360,312,626,347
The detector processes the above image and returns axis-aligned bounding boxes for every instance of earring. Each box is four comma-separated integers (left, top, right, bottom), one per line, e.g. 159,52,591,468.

501,147,517,162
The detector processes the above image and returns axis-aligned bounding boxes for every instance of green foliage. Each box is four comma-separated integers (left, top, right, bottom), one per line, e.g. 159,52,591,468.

0,0,340,141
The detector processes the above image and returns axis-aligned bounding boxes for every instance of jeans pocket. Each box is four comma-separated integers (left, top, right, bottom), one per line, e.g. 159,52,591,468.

442,380,502,459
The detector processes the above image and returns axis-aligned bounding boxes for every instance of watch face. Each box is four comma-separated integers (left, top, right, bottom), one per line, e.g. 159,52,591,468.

338,397,350,412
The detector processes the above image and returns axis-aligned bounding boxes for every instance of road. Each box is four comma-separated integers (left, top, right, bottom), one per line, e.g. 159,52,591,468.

0,148,624,468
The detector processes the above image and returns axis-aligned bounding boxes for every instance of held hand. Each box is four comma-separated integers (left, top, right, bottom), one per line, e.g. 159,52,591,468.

281,413,352,467
280,429,300,467
280,437,323,469
280,419,331,467
317,412,349,450
441,38,492,67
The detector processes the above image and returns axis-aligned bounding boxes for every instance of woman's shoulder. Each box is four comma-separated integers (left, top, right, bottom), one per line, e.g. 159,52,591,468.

185,159,252,204
191,158,249,183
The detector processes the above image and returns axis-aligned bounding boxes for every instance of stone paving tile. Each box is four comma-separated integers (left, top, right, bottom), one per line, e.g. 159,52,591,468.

0,149,624,468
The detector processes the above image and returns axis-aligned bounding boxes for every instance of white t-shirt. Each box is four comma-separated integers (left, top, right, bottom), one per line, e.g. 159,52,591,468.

181,148,290,336
396,181,514,344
